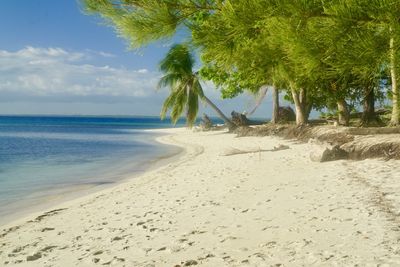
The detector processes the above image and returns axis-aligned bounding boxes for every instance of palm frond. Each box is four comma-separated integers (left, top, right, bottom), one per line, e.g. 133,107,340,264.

170,86,188,124
186,86,199,126
160,89,179,120
157,73,184,90
159,44,194,74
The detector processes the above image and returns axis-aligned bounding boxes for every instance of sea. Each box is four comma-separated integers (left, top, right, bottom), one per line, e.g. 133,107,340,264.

0,115,194,224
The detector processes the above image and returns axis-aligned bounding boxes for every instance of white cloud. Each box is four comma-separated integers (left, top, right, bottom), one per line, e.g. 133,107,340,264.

85,49,116,58
137,69,148,74
2,46,85,62
0,47,161,102
0,46,280,118
97,51,116,58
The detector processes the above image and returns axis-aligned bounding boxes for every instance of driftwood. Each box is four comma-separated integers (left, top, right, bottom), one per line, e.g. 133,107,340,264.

234,124,400,161
231,111,250,126
200,114,213,130
231,111,266,126
348,108,390,119
223,144,290,156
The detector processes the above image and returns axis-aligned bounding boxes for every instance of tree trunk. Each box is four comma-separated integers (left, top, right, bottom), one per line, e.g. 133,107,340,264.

390,33,400,126
202,95,235,129
271,86,279,124
337,99,350,126
300,87,311,123
291,87,307,125
361,86,377,126
305,101,313,122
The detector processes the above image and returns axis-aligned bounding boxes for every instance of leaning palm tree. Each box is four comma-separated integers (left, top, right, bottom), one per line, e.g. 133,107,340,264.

158,43,234,128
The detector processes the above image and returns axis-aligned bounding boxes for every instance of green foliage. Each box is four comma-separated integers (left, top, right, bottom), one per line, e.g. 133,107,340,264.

82,0,216,48
82,0,400,125
158,44,203,127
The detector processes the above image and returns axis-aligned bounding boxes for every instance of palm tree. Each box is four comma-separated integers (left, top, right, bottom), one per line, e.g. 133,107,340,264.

158,43,234,128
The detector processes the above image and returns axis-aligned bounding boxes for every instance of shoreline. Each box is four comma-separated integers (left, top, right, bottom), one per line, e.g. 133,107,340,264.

0,128,186,227
2,128,400,266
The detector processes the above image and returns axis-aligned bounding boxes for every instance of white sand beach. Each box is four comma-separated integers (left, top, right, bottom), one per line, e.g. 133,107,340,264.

1,128,400,266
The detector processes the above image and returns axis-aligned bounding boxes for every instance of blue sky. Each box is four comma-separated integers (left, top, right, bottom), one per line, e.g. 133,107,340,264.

0,0,275,118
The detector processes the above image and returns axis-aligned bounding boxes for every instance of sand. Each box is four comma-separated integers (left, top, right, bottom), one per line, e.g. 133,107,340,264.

1,128,400,266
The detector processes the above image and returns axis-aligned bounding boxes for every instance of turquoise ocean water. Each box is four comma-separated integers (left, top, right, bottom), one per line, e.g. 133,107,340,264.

0,115,188,223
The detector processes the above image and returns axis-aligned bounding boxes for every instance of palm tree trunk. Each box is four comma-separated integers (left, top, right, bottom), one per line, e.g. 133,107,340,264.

390,32,399,126
202,95,235,128
271,86,279,124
